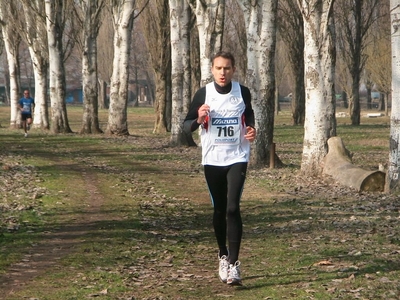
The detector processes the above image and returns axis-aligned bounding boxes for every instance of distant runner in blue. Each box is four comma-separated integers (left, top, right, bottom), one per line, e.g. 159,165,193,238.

18,90,35,138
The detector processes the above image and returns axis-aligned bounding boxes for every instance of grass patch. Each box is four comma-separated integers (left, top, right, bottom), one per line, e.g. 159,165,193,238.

1,105,400,299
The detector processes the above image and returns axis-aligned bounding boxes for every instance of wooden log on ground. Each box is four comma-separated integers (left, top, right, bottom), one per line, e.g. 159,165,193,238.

322,137,385,192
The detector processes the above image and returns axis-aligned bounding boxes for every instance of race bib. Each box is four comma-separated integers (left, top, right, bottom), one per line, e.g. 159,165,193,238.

210,117,241,145
23,104,30,112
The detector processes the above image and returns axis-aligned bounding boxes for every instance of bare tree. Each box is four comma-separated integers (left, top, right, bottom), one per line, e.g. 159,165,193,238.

106,0,136,135
0,1,21,129
278,0,305,126
237,0,278,167
97,9,114,109
45,0,73,133
365,3,391,115
297,0,336,176
223,0,247,80
139,0,171,134
335,0,380,125
187,0,225,86
169,0,193,146
130,28,153,106
274,38,290,115
74,0,105,134
19,0,50,130
366,38,391,113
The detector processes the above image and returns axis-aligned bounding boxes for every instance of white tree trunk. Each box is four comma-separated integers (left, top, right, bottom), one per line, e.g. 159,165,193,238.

21,0,50,130
386,0,400,192
297,0,336,175
80,0,105,134
169,0,191,145
3,37,20,129
188,0,225,86
45,0,72,133
106,0,135,135
0,2,20,129
30,64,49,129
237,0,277,165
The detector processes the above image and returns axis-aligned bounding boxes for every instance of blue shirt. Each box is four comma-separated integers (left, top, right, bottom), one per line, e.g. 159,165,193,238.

19,97,35,115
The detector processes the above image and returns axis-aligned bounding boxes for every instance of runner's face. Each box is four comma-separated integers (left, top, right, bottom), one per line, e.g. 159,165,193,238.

211,57,235,87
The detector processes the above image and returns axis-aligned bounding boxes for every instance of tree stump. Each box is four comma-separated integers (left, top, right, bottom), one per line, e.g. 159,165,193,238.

322,137,385,192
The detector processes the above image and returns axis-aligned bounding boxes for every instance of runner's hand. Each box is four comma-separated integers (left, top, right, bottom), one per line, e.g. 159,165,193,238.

197,104,210,124
244,126,256,142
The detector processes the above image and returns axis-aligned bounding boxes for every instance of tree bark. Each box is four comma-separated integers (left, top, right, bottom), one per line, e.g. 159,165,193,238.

106,0,135,135
169,0,194,146
237,0,278,167
153,72,168,133
45,0,73,134
80,0,105,134
140,0,170,134
297,0,336,176
278,0,305,126
323,137,385,192
98,79,108,109
0,1,21,129
188,0,225,86
386,0,400,192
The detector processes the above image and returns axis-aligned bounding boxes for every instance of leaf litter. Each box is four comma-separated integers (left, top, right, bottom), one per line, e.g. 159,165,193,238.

1,134,400,299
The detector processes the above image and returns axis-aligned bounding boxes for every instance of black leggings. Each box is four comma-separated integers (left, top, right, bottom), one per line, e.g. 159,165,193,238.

204,162,247,264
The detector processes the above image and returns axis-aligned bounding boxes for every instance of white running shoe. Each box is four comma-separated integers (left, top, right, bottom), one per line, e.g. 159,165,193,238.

227,261,242,286
218,255,229,283
24,133,28,138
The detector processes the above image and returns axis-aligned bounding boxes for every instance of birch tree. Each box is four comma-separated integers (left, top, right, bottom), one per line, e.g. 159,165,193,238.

106,0,135,135
19,0,50,130
74,0,105,134
297,0,336,175
0,1,21,129
45,0,73,133
237,0,278,166
187,0,225,86
169,0,192,146
386,0,400,192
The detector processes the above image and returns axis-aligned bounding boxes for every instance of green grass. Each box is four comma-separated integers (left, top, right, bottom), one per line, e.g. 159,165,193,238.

1,105,399,299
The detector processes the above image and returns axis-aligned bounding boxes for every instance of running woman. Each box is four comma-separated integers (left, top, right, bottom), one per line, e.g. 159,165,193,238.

183,51,256,286
19,90,35,137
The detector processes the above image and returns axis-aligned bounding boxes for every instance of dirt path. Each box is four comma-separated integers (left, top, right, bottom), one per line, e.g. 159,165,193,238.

0,169,110,299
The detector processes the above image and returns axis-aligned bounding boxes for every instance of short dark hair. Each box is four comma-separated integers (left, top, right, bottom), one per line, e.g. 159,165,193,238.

211,51,235,68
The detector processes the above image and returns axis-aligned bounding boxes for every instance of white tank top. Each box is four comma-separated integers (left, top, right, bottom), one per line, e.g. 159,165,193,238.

201,81,251,166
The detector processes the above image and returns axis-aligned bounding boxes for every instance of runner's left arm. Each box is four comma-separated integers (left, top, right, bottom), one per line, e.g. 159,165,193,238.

240,86,255,128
